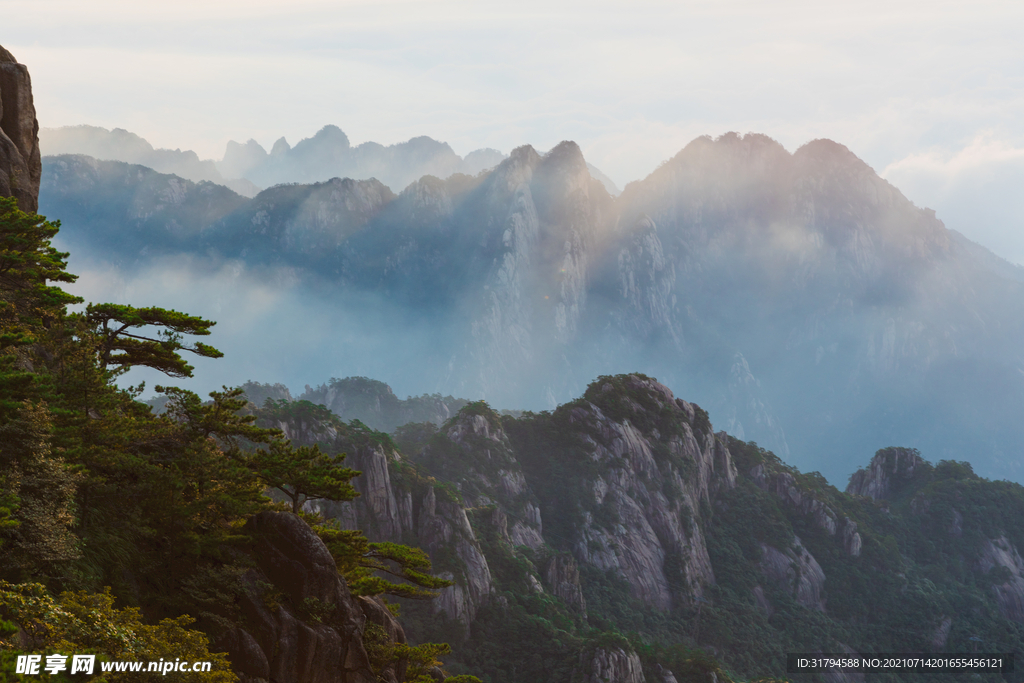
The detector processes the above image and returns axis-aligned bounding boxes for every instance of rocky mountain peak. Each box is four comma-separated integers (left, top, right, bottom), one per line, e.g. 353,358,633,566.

0,44,41,211
220,138,269,178
306,124,351,150
544,140,588,172
399,174,455,220
534,140,595,204
270,136,291,156
794,138,874,175
575,645,646,683
581,374,695,427
444,403,506,447
846,446,927,500
492,144,542,191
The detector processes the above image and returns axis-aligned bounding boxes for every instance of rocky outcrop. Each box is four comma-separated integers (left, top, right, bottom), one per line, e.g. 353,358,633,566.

612,215,680,346
544,554,588,617
358,597,408,683
930,616,953,650
846,447,926,500
650,664,678,683
416,486,492,630
576,646,646,683
418,407,545,549
535,375,736,610
976,536,1024,623
0,46,41,211
224,512,376,683
759,536,827,612
332,441,407,542
751,463,861,556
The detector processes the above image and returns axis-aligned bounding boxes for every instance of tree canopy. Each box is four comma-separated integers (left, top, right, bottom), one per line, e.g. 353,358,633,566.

0,196,467,682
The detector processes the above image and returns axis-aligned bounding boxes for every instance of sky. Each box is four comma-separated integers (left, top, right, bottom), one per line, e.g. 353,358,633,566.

5,0,1024,262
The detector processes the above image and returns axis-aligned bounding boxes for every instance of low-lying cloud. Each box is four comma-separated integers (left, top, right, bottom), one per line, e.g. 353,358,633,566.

58,249,465,404
884,134,1024,265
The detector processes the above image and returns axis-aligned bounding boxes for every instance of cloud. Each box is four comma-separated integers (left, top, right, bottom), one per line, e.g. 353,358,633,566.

883,134,1024,264
6,0,1024,226
59,251,462,403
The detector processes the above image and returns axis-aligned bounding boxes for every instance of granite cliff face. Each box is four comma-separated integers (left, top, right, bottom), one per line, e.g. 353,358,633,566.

0,46,40,211
575,646,646,683
534,376,733,610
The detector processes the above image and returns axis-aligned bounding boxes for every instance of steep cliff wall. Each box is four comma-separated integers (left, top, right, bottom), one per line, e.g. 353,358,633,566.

0,45,40,211
222,512,378,683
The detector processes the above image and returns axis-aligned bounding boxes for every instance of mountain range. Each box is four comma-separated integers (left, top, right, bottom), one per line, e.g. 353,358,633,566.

9,40,1024,683
39,124,621,199
251,373,1024,683
38,130,1024,485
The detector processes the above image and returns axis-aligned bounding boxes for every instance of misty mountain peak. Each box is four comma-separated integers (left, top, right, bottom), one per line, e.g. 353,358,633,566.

534,140,598,207
543,140,587,169
491,144,542,191
463,148,507,176
220,138,268,178
399,174,456,220
670,131,790,170
794,138,873,174
270,136,291,156
399,135,456,159
308,124,351,149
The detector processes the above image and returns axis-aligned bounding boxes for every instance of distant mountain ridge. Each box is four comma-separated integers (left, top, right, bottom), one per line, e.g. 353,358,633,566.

40,124,621,198
38,132,1024,485
239,377,469,433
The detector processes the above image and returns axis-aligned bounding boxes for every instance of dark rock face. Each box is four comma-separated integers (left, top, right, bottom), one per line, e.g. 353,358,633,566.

544,554,587,617
259,372,1024,682
358,597,407,683
219,512,378,683
0,45,41,211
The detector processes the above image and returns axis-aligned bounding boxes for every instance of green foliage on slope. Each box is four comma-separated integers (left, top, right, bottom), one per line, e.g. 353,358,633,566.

0,198,466,682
